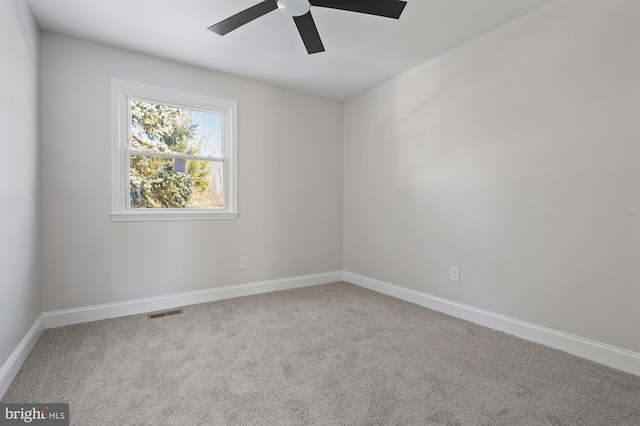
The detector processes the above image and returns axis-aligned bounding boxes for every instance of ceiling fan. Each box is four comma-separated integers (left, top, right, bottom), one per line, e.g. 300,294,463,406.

208,0,408,54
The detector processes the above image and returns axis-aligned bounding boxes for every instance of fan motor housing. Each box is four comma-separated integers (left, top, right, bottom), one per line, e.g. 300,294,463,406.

278,0,311,17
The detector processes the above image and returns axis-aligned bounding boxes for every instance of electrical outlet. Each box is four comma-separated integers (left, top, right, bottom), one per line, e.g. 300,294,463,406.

240,257,248,269
450,267,460,282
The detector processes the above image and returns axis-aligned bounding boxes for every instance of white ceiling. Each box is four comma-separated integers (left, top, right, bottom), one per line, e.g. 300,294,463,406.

26,0,555,101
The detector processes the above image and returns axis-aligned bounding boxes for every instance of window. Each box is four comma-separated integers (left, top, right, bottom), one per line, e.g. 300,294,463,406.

111,79,237,221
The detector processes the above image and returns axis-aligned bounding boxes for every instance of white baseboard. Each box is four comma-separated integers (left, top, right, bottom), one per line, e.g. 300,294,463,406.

43,271,344,329
4,269,637,401
0,315,45,398
344,271,640,377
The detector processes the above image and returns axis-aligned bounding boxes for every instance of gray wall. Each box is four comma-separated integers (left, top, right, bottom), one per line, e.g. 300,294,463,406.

0,0,41,369
39,32,344,312
344,0,640,353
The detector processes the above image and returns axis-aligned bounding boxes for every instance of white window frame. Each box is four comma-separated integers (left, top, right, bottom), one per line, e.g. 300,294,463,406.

111,78,238,221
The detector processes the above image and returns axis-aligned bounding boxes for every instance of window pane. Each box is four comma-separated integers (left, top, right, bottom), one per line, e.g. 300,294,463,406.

191,110,222,157
130,100,222,157
186,159,224,209
129,155,224,209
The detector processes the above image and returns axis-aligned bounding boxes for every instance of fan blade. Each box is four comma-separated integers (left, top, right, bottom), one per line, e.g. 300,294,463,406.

310,0,407,19
293,12,325,54
208,0,278,35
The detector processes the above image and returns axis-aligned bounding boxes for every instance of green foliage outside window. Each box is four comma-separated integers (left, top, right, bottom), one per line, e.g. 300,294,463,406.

129,101,220,208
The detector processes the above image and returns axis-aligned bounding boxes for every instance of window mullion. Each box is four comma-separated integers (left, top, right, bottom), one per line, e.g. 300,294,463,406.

127,149,223,162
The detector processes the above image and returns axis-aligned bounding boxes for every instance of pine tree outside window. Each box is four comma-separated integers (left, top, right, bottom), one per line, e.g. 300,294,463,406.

111,79,238,221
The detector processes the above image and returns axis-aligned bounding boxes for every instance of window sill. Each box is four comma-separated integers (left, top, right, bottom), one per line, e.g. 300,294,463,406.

111,210,239,222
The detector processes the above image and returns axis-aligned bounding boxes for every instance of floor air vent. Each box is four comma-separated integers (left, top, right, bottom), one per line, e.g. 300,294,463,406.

147,309,184,319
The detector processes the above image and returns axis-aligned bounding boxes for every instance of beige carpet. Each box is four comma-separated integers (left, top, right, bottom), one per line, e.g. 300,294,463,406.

2,282,639,425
